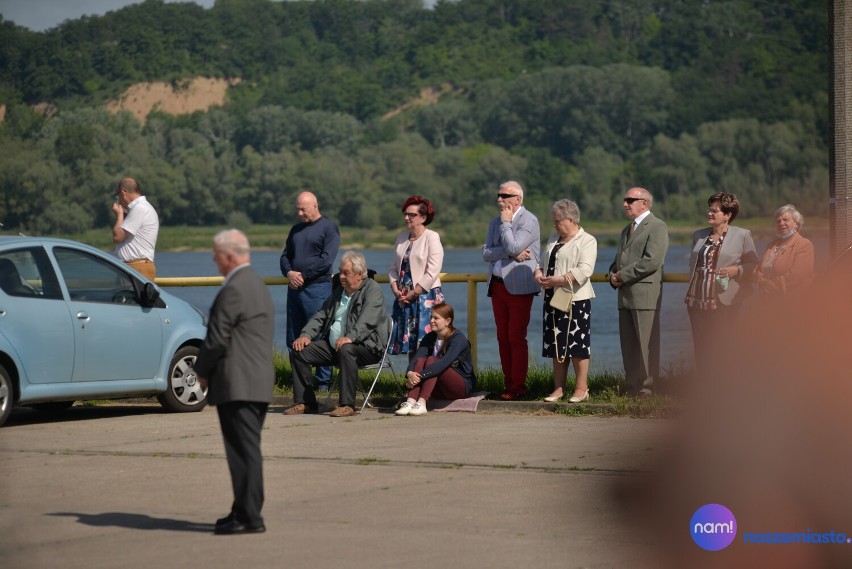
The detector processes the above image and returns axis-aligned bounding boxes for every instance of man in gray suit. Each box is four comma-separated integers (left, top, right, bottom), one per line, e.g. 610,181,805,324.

287,251,389,418
482,181,540,400
607,187,669,398
195,229,275,535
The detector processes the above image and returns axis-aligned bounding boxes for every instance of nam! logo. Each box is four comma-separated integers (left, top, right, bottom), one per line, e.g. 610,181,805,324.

690,504,737,551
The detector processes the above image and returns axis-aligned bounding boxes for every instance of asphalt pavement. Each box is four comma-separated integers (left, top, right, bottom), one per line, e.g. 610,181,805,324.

0,401,671,569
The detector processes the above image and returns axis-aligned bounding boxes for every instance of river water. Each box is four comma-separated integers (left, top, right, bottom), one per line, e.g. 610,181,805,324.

156,238,828,374
156,245,691,373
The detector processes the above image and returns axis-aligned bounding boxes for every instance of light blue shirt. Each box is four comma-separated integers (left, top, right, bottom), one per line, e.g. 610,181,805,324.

328,292,352,346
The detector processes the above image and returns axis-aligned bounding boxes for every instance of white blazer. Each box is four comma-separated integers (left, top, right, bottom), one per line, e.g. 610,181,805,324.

540,227,597,302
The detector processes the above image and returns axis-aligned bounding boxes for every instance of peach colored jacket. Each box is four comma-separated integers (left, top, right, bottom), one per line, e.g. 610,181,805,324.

753,232,814,296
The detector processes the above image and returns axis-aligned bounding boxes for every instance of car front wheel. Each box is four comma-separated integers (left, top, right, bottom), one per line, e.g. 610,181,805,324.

157,346,207,412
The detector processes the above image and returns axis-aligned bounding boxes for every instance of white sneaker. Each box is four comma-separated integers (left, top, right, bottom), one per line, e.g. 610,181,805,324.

395,400,415,416
409,401,427,416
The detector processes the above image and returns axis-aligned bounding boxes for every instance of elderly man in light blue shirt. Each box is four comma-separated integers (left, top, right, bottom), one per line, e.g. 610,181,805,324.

286,251,389,418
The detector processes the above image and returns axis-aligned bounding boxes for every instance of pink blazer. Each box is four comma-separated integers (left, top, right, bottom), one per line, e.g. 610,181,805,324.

388,228,444,292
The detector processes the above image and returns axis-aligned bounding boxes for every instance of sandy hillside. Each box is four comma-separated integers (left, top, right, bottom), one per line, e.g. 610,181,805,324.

105,76,241,122
382,83,463,120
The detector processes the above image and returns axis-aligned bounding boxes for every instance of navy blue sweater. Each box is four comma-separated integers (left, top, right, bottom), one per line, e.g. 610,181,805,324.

279,217,340,285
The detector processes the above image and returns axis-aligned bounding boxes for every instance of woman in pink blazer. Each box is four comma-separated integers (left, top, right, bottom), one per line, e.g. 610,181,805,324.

388,196,445,360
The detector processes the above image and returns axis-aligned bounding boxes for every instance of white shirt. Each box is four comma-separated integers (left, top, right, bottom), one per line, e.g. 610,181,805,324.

632,210,651,232
115,196,159,262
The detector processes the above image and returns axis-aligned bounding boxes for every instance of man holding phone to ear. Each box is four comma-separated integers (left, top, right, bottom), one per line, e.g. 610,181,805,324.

112,177,159,280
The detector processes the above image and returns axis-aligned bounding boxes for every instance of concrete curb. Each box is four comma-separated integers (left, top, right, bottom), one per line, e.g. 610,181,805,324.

271,394,675,416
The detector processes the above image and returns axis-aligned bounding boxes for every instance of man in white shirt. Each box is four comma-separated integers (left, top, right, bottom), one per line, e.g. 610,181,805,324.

112,177,160,280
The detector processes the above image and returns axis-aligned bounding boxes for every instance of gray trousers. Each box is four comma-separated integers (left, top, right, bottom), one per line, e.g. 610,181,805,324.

291,340,380,407
618,308,661,396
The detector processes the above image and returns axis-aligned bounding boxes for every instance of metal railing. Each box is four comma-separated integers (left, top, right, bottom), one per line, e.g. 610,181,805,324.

156,272,690,369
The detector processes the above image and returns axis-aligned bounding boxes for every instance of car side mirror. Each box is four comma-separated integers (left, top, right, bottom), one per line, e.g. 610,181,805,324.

141,282,160,307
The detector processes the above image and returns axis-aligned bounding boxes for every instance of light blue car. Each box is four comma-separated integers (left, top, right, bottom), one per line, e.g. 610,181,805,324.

0,236,208,426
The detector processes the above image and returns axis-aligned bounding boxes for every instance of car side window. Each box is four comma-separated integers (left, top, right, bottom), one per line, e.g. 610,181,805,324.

54,248,142,305
0,248,62,299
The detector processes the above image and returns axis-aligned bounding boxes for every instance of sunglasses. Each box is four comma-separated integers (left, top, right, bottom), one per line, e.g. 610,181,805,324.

497,193,519,199
623,197,645,204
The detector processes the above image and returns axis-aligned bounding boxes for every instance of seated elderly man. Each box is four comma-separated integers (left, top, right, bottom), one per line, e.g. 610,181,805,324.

285,251,390,417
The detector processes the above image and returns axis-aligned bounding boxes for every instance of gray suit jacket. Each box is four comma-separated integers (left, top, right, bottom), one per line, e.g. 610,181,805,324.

482,206,541,295
607,212,669,310
688,225,758,306
300,277,389,356
194,266,275,405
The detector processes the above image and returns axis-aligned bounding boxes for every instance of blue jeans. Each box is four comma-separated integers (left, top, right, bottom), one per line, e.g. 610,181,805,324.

286,281,333,383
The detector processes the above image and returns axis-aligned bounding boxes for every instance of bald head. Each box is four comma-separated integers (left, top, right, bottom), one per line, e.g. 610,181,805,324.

116,177,141,196
296,192,321,223
114,177,142,208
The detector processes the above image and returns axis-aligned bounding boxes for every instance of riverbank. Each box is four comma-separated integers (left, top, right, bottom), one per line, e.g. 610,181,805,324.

62,218,830,253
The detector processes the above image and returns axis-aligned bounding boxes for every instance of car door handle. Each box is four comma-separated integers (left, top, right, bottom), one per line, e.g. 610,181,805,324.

76,311,90,321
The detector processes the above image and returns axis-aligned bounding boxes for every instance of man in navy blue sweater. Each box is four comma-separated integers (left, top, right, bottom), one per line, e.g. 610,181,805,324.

280,192,340,395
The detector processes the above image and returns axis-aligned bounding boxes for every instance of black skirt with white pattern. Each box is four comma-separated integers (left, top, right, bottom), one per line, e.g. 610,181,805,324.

541,243,591,359
542,298,592,359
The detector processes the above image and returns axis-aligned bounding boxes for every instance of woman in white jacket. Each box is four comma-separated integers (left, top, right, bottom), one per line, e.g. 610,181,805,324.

388,196,445,360
535,199,597,403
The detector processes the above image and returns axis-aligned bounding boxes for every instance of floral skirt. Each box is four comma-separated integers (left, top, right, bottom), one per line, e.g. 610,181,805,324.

388,286,444,354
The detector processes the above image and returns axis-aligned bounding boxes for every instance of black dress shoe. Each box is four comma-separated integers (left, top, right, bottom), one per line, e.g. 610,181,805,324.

215,513,235,528
214,519,266,535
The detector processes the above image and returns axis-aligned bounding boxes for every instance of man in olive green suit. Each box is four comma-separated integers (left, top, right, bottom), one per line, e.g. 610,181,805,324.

607,187,669,397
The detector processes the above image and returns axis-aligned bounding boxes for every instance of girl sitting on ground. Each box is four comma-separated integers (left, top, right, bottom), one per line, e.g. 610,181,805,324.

396,303,476,416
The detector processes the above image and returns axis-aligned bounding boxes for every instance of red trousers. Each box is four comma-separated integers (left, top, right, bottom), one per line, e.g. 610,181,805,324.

408,356,467,401
489,280,534,396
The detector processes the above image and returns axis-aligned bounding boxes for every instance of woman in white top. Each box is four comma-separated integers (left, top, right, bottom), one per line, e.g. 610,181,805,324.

535,199,597,403
388,195,444,360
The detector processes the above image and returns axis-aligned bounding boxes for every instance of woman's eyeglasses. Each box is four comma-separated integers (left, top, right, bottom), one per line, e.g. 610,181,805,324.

403,212,420,218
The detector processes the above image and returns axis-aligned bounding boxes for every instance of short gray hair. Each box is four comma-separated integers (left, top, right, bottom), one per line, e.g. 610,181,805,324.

340,251,368,275
775,204,804,229
634,187,653,208
552,199,581,223
213,229,250,257
500,180,524,199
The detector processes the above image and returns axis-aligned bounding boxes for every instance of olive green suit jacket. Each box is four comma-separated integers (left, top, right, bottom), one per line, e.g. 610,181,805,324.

607,212,669,310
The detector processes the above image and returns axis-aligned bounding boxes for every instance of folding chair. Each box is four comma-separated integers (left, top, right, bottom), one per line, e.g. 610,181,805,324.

324,315,401,414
